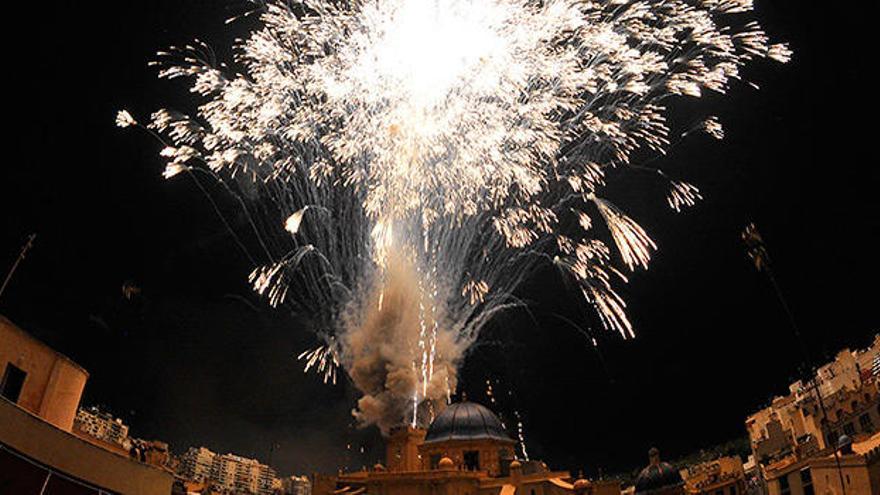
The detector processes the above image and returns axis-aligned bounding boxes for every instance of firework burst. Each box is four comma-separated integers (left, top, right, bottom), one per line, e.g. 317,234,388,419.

123,0,788,431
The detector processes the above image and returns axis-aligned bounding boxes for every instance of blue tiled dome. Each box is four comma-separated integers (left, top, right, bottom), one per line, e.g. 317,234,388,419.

424,401,513,444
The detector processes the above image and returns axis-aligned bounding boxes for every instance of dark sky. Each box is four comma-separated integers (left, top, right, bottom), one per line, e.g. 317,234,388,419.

1,0,877,480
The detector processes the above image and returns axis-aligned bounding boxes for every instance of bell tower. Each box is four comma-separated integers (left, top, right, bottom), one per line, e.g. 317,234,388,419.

385,425,427,472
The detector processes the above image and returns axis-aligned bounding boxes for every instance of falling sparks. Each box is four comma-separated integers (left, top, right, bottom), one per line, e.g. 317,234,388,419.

298,341,340,385
514,410,530,461
162,163,188,179
116,109,137,128
462,279,489,305
701,117,726,140
593,197,658,271
126,0,788,430
742,222,770,272
768,43,794,64
485,379,530,460
285,208,308,235
667,181,703,212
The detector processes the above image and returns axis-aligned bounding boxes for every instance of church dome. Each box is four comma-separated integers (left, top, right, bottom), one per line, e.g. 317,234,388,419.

424,401,513,444
634,448,684,494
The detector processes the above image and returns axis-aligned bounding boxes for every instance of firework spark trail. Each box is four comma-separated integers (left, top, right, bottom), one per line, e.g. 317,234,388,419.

486,378,531,460
123,0,788,432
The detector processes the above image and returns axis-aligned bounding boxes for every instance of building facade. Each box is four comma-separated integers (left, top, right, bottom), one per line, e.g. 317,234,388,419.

281,475,312,495
763,433,880,495
179,445,278,494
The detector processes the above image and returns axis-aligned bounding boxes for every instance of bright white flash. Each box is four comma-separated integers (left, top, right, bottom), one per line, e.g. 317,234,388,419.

336,0,507,108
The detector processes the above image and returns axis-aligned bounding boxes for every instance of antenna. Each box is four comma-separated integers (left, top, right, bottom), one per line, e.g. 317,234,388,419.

0,233,37,301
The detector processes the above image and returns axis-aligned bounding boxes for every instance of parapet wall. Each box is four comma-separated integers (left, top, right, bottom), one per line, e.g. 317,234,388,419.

0,397,173,495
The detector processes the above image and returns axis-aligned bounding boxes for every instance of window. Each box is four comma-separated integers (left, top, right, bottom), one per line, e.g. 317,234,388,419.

463,450,479,471
729,487,737,495
843,422,856,436
778,474,790,495
827,431,838,448
498,448,513,476
859,413,874,432
800,469,814,495
0,363,26,403
430,454,441,469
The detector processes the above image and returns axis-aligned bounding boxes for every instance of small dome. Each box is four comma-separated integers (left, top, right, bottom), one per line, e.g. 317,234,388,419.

509,460,522,469
438,457,455,470
634,449,683,494
373,463,386,471
425,401,513,444
573,478,592,492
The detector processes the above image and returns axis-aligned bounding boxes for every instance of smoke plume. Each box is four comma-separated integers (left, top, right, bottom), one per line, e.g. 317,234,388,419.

341,257,461,435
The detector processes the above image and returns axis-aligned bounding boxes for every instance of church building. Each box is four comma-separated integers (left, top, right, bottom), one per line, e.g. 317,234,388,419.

315,401,620,495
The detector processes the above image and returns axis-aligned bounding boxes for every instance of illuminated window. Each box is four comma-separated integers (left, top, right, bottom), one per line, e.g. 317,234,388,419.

0,363,26,404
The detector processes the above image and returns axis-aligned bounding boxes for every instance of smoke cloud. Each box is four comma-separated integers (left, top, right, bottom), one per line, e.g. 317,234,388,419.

341,257,462,435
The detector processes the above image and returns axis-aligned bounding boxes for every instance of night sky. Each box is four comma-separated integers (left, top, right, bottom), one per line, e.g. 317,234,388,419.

1,0,877,480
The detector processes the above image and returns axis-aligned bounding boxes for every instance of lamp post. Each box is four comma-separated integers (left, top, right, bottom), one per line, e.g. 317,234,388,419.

742,223,846,495
0,233,36,301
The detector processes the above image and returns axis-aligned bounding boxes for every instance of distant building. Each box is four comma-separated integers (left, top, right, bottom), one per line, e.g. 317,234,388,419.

681,456,746,495
179,446,277,495
742,334,880,494
316,401,621,495
281,474,312,495
855,335,880,381
0,314,173,494
74,405,131,448
181,446,218,483
745,336,880,467
762,432,880,495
